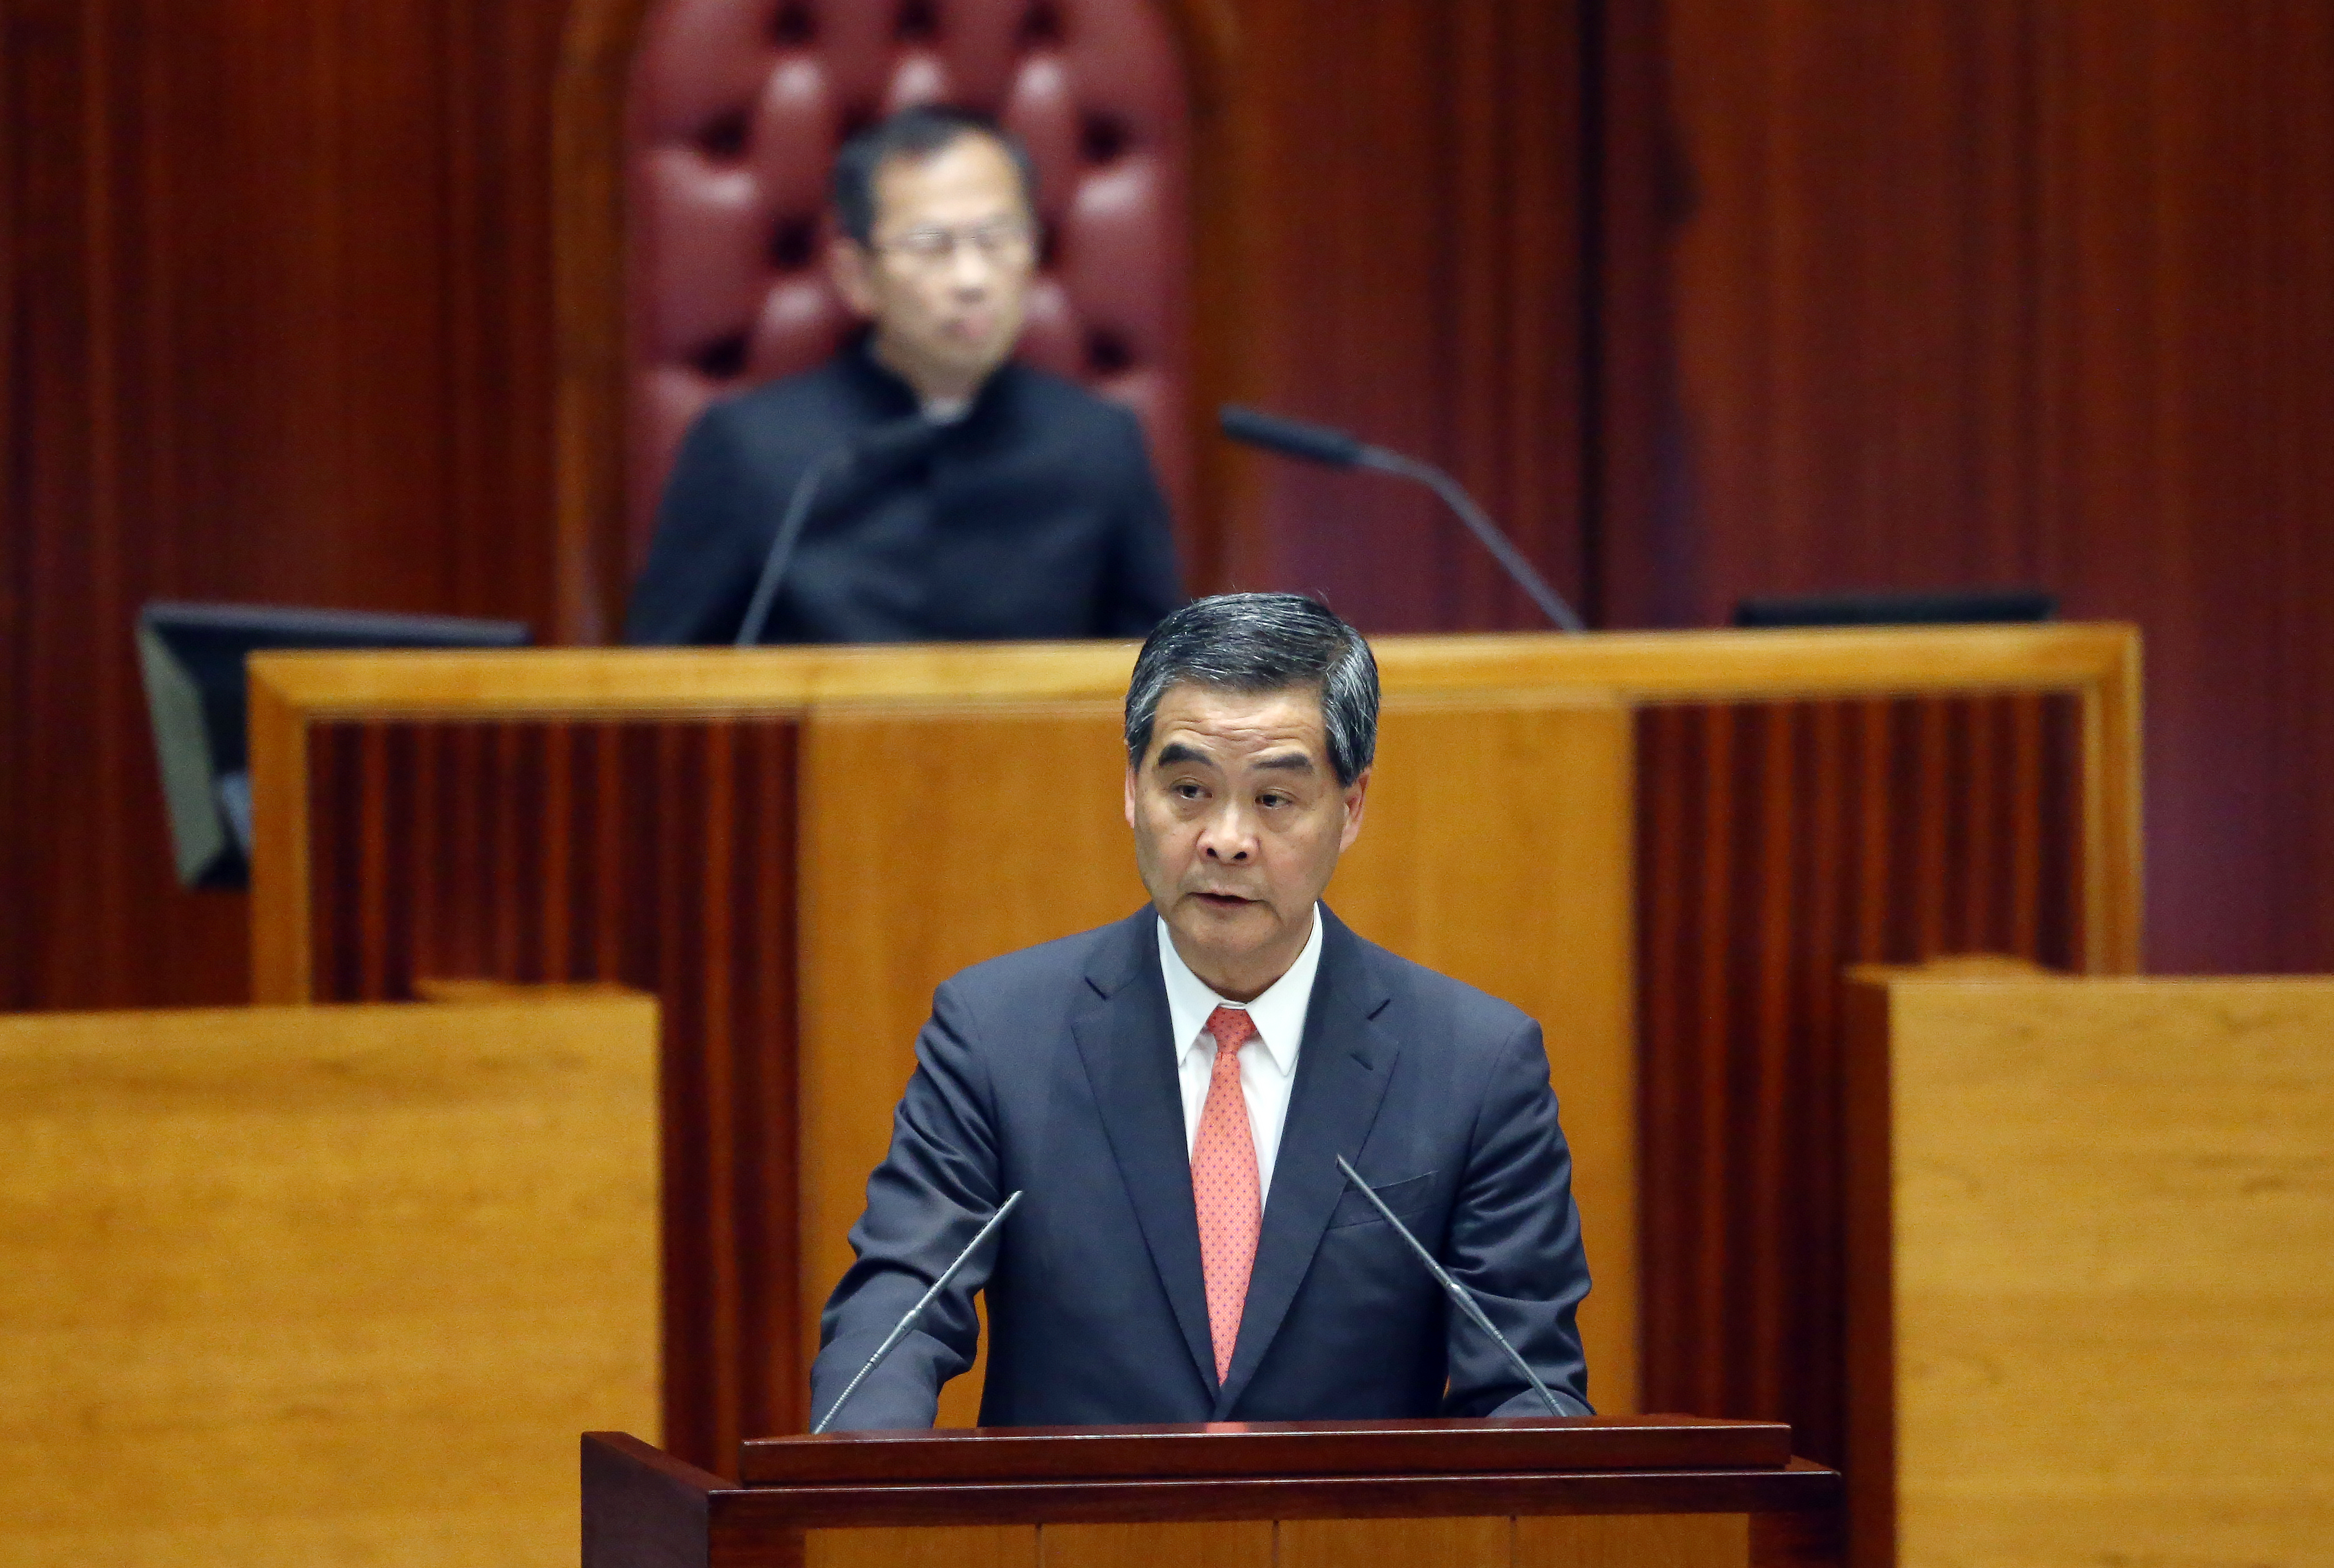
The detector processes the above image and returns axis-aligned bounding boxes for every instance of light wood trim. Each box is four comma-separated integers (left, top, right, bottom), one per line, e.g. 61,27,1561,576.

248,624,2139,719
413,977,647,1003
1371,623,2138,700
2082,627,2145,972
247,662,314,1002
247,642,1143,717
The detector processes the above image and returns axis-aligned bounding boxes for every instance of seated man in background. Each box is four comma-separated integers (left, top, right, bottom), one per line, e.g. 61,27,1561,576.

626,105,1184,646
812,593,1593,1429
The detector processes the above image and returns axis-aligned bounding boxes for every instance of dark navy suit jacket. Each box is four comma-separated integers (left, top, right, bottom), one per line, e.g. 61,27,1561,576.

625,346,1182,646
810,906,1594,1429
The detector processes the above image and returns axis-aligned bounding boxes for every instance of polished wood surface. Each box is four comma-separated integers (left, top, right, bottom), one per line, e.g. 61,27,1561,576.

741,1417,1793,1487
1649,0,2334,982
796,694,1637,1426
1843,972,2334,1566
1516,1514,1749,1568
249,626,2133,1466
1282,1516,1507,1568
0,997,660,1568
582,1425,1836,1567
1036,1521,1269,1568
797,1515,1759,1568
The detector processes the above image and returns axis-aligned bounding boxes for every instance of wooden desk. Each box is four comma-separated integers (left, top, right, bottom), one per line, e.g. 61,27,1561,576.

248,625,2139,1468
1844,971,2334,1565
0,995,660,1568
585,1418,1842,1568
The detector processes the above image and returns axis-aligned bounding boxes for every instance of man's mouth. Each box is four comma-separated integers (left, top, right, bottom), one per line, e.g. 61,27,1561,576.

1192,891,1255,909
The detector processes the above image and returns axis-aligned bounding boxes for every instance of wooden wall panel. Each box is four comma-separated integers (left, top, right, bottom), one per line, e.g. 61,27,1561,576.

1214,0,1593,633
1636,692,2082,1469
307,717,801,1471
0,0,563,1011
1646,0,2334,977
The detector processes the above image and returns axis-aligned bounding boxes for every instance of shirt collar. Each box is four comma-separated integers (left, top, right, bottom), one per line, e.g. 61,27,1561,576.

1156,906,1322,1080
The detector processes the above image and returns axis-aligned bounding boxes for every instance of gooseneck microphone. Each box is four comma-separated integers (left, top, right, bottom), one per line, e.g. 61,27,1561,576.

735,413,940,646
1219,406,1588,634
809,1189,1023,1435
1333,1155,1570,1418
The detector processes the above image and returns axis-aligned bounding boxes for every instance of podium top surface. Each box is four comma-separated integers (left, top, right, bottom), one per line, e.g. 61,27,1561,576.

737,1415,1791,1487
245,623,2138,719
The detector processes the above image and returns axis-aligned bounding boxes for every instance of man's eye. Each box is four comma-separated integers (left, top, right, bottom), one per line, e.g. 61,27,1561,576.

1258,793,1288,809
1173,782,1204,799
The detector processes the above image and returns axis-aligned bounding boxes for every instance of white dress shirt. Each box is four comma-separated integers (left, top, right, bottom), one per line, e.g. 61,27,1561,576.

1158,906,1324,1207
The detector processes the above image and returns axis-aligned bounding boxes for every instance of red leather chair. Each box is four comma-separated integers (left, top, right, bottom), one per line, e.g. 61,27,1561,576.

625,0,1193,576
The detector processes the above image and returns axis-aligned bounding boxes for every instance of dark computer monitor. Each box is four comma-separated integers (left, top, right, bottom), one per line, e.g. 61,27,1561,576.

1733,587,2056,629
137,601,530,890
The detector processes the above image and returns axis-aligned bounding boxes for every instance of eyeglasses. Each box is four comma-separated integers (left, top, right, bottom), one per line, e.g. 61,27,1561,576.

872,218,1038,270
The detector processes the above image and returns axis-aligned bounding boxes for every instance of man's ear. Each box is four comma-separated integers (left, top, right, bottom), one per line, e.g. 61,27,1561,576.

1123,764,1140,830
828,235,880,318
1338,768,1371,852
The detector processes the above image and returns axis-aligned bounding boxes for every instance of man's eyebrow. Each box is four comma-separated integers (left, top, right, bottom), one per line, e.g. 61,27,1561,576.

1153,742,1213,768
1253,751,1317,773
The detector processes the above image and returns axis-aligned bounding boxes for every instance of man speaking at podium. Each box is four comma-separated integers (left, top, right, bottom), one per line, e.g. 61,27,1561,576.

812,594,1593,1429
625,105,1182,646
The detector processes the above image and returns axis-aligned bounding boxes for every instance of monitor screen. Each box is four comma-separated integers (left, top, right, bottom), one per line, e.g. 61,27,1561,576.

137,602,530,890
1733,587,2056,629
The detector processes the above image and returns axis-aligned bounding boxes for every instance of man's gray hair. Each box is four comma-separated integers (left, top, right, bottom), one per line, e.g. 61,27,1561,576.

1124,594,1379,786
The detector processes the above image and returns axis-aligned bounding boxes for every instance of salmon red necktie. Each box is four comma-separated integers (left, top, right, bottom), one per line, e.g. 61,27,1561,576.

1191,1004,1262,1384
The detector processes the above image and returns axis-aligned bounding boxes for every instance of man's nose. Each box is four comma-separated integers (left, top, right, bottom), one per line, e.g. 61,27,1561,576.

1198,800,1256,862
946,245,995,292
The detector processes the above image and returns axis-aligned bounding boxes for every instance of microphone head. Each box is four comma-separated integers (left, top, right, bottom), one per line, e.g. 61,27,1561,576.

1219,404,1366,468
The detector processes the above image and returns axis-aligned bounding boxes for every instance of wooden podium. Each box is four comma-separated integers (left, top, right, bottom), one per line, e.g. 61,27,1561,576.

247,626,2140,1469
581,1418,1841,1568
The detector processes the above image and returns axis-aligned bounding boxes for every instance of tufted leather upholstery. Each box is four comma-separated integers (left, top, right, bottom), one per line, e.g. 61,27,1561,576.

625,0,1192,574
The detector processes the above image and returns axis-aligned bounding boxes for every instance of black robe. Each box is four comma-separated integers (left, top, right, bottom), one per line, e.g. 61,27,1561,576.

625,346,1184,645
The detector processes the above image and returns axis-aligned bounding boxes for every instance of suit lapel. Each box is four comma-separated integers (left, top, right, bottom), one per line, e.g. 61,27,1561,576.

1070,911,1219,1394
1214,909,1399,1416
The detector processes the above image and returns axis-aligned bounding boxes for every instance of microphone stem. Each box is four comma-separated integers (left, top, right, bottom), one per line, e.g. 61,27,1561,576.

1334,1154,1569,1418
810,1190,1023,1435
736,445,852,647
1357,449,1587,634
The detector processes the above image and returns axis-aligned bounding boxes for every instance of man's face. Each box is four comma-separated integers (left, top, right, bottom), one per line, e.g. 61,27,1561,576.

830,133,1035,401
1124,681,1370,1003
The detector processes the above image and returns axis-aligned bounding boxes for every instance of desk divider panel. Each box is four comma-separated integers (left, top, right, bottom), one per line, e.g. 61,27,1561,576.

1637,691,2083,1469
1843,973,2334,1567
0,998,660,1568
253,629,2138,1474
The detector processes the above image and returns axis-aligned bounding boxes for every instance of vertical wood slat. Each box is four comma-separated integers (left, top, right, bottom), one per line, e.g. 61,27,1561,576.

304,715,798,1471
1635,691,2083,1470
